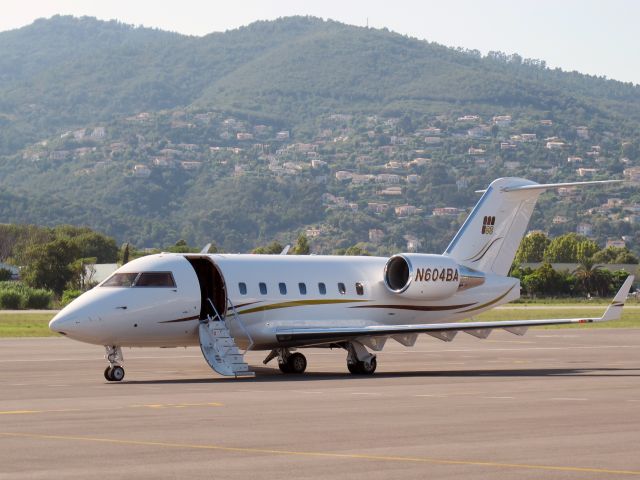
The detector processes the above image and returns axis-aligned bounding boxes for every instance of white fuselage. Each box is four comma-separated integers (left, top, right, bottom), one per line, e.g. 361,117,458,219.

50,253,519,349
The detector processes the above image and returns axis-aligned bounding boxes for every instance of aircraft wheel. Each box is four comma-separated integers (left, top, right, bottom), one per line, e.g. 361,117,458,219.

359,357,377,375
287,353,307,374
349,357,377,375
278,361,292,373
110,366,125,382
104,366,113,381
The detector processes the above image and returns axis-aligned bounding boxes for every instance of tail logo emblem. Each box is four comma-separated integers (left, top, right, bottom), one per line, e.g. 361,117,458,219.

482,216,496,235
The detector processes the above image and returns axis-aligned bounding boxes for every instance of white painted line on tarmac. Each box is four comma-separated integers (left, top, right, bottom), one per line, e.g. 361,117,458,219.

550,397,588,401
350,392,382,396
483,396,515,399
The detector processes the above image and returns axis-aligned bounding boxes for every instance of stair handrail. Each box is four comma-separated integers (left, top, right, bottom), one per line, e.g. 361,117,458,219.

227,298,254,352
207,298,225,325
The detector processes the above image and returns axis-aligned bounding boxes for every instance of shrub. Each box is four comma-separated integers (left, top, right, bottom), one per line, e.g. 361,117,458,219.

0,268,12,281
61,290,82,307
0,290,23,309
24,289,52,309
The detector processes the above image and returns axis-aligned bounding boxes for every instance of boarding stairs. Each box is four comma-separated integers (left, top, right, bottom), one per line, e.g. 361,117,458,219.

198,298,255,378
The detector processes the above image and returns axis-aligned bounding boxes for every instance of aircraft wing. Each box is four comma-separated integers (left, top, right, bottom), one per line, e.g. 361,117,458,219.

276,275,634,347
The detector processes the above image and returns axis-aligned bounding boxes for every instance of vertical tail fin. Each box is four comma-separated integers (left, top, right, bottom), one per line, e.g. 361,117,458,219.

444,178,621,276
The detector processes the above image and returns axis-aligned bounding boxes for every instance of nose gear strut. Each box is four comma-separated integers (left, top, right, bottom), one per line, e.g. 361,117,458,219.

104,345,125,382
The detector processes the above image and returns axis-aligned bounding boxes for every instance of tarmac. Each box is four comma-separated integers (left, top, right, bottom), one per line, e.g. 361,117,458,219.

1,328,640,479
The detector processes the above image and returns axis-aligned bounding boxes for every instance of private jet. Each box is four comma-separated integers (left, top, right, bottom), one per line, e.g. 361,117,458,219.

49,177,635,381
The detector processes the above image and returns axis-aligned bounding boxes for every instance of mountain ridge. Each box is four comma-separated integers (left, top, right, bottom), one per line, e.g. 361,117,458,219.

0,15,638,253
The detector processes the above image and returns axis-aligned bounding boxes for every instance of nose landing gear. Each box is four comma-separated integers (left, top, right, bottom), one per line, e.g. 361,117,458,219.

104,345,125,382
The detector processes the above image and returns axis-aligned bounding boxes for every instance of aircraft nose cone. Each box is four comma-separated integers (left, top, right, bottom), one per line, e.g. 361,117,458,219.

49,311,74,335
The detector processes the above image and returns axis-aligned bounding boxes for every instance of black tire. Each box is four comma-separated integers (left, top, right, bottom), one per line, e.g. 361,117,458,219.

104,366,113,381
110,366,125,382
279,361,292,373
347,362,360,374
287,353,307,374
360,357,377,375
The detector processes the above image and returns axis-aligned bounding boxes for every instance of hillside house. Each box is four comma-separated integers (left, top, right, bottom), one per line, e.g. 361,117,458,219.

311,159,327,168
492,115,512,127
91,127,106,139
380,186,403,196
623,167,640,182
432,207,461,216
404,235,422,252
395,205,420,217
576,126,589,139
305,228,322,238
467,126,490,138
457,115,480,122
236,132,254,141
468,147,486,155
376,174,401,184
180,161,202,170
577,168,598,177
367,202,389,213
606,239,626,248
335,171,353,181
133,164,151,178
352,174,375,185
546,141,565,150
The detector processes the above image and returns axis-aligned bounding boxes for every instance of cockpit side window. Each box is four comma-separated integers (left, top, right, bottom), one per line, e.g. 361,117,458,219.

135,272,176,287
101,272,176,288
102,273,139,287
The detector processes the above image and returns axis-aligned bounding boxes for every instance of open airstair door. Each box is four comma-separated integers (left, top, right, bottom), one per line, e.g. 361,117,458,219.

186,256,254,378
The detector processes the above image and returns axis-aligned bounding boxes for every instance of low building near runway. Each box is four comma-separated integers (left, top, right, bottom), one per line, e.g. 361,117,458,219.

83,264,119,287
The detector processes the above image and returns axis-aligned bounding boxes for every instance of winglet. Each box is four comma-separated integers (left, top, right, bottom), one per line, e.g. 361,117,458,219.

599,275,635,322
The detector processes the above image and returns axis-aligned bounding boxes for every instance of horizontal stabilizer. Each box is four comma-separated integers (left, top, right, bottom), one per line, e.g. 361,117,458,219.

502,179,622,192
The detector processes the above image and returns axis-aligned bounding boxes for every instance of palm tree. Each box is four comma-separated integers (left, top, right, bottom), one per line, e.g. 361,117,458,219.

574,259,611,297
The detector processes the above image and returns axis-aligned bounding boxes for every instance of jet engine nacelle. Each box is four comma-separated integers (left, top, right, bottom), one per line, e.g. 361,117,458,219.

383,253,461,300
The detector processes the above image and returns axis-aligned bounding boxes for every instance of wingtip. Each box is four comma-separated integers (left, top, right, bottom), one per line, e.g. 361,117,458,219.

600,275,635,322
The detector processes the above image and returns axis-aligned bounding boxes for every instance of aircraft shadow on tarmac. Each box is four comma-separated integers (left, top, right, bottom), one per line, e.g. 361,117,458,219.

120,366,640,385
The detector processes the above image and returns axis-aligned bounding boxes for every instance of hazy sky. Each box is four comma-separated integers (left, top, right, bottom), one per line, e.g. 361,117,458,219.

3,0,639,85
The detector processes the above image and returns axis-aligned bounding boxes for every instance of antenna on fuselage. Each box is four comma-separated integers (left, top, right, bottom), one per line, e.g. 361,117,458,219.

200,243,212,254
280,245,291,255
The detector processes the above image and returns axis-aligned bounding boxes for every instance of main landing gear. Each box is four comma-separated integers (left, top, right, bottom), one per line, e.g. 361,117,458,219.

263,341,377,376
104,345,125,382
263,348,307,374
345,341,377,375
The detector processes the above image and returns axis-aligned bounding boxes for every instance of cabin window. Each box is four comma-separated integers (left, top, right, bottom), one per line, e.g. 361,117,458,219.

318,282,326,295
239,282,247,295
356,282,364,295
135,272,176,288
338,282,346,295
298,282,307,295
259,282,267,295
279,282,287,295
102,272,139,287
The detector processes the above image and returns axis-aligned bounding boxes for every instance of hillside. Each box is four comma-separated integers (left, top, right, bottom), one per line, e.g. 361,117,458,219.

0,16,639,254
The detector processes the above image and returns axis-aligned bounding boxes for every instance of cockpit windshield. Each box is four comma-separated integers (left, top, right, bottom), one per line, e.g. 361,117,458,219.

101,272,176,288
